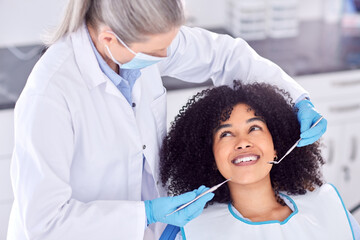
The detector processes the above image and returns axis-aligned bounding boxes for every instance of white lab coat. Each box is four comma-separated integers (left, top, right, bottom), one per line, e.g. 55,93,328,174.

7,24,307,240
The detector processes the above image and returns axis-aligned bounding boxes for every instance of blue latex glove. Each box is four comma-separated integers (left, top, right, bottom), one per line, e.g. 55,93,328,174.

144,185,214,227
295,99,327,147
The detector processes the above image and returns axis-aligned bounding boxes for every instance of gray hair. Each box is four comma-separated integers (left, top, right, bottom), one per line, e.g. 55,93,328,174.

44,0,185,46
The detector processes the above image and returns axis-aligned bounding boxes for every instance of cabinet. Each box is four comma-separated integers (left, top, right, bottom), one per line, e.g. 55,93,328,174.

297,70,360,222
0,109,14,240
319,100,360,218
166,86,208,130
0,203,12,239
0,109,14,158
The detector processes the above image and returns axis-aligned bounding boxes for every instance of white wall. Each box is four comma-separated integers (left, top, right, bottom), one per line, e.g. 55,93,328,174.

298,0,325,20
183,0,227,28
0,0,68,47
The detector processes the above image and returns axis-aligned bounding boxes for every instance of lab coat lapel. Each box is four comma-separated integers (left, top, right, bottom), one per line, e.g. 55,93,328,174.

149,86,168,197
72,24,133,103
71,24,106,89
104,78,130,102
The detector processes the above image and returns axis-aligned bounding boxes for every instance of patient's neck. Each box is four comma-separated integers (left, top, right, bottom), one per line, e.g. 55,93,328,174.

228,175,292,222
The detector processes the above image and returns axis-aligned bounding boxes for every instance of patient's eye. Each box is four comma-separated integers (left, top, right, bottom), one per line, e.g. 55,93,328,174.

220,131,232,138
249,125,262,133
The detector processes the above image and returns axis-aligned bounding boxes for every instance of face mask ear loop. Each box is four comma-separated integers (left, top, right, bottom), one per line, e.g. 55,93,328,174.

106,31,136,55
105,45,122,66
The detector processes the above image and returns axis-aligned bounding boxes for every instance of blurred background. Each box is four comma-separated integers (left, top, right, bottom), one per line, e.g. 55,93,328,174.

1,0,360,238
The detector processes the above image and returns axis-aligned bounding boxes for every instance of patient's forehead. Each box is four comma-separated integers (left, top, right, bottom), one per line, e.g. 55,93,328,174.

229,103,255,117
226,103,265,123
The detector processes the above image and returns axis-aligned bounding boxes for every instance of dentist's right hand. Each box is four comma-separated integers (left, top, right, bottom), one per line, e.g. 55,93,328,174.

144,185,214,227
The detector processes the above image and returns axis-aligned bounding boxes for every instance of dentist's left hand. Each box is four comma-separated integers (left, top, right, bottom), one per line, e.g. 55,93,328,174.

295,99,327,147
144,185,214,227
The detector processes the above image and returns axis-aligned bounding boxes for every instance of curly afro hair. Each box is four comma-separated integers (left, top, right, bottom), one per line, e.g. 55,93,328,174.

160,81,324,205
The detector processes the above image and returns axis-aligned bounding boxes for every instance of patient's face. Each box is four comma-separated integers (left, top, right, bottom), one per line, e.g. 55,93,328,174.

212,103,275,185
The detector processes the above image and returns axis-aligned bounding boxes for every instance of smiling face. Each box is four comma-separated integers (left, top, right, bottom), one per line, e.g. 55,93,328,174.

212,103,276,186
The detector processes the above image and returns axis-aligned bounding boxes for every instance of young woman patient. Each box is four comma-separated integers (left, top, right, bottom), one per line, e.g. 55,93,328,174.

159,82,359,240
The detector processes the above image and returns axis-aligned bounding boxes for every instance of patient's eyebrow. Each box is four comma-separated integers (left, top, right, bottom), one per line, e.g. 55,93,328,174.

214,124,231,133
246,117,265,124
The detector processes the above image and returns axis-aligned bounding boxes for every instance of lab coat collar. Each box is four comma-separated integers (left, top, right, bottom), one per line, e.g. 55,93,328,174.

71,23,108,90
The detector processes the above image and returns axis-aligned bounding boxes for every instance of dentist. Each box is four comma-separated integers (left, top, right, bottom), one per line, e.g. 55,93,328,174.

7,0,327,239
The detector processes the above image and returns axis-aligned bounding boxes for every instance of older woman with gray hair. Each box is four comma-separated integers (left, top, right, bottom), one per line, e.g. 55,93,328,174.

7,0,327,239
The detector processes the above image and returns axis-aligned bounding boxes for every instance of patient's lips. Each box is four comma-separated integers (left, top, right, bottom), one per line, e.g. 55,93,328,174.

231,154,259,166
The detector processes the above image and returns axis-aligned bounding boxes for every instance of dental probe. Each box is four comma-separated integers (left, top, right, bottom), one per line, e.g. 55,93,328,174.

166,178,231,217
268,116,324,165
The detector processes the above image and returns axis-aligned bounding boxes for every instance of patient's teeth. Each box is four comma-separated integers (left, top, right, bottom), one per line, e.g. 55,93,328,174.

233,156,258,164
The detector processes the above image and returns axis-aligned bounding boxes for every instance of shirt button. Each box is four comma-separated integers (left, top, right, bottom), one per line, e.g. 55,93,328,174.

132,102,136,107
143,145,146,150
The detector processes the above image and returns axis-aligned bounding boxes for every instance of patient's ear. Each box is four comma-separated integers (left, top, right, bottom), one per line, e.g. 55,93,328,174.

274,150,278,161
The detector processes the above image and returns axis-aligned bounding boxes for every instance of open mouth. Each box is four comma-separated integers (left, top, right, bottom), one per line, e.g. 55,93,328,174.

231,155,260,166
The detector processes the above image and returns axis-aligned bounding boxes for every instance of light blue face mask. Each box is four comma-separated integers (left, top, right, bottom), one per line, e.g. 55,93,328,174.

105,31,166,69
